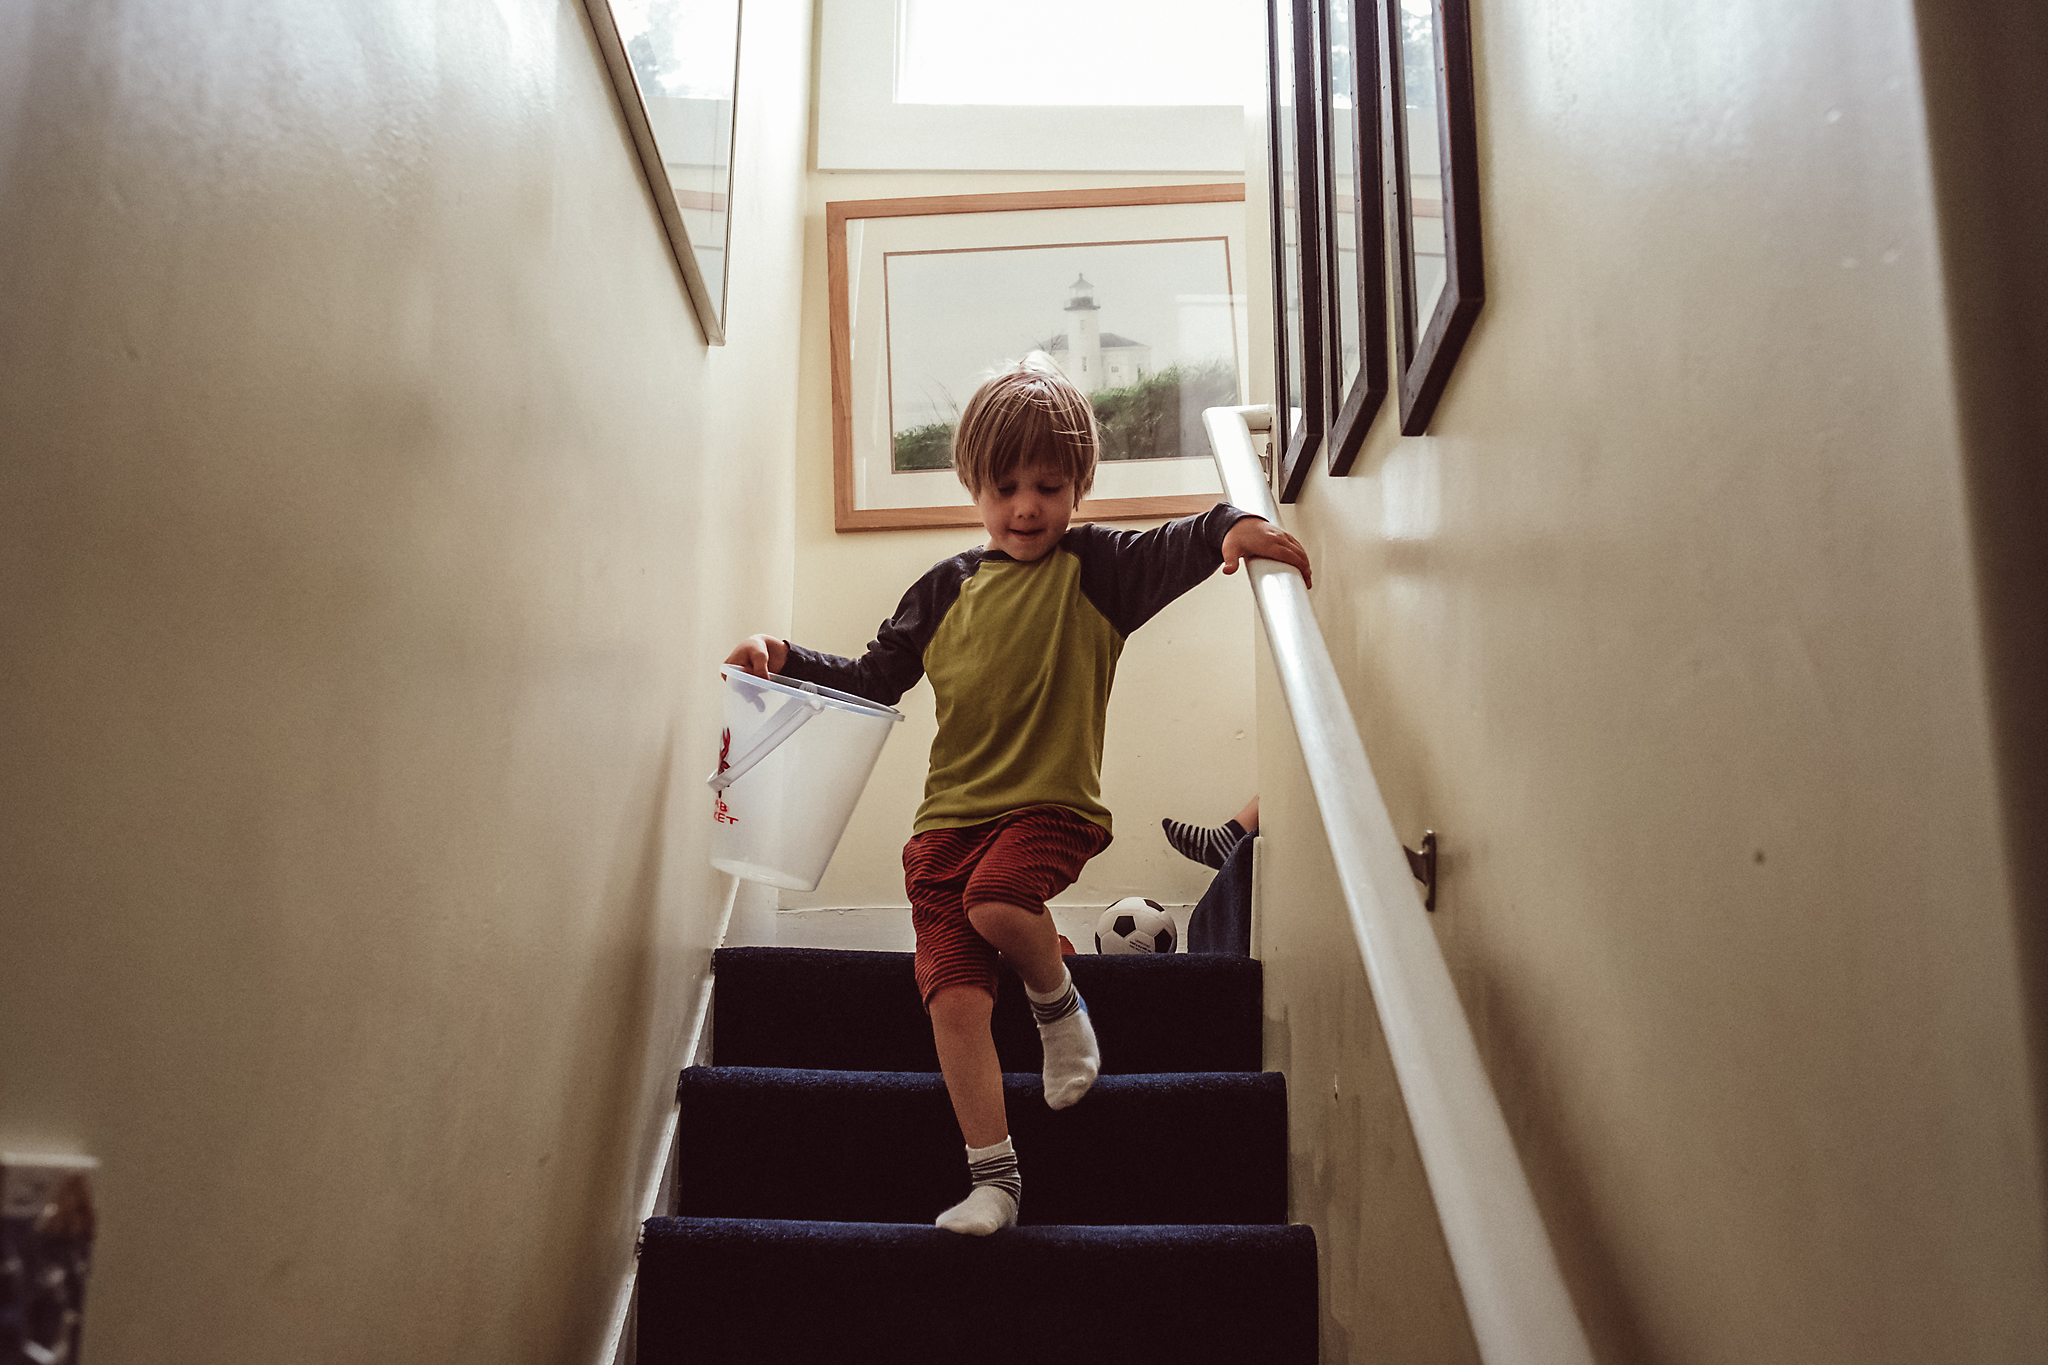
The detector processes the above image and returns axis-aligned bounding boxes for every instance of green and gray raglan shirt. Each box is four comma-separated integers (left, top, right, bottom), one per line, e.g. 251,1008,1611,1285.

780,502,1256,837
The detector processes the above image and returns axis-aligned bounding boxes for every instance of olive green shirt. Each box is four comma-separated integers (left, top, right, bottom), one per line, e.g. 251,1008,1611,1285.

781,503,1252,835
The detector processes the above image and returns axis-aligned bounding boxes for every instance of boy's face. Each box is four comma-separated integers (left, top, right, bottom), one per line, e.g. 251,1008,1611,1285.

974,460,1081,562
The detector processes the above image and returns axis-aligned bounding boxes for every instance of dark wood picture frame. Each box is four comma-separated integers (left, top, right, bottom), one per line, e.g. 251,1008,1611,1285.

1379,0,1483,434
1268,0,1326,503
1318,0,1390,474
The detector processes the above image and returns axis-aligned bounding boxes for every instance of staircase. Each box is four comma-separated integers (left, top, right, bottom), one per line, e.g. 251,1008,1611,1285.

635,946,1319,1363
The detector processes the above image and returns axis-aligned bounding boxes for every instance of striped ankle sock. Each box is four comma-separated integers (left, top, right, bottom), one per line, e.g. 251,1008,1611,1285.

1027,974,1082,1026
1162,817,1249,870
935,1137,1020,1235
1027,970,1098,1109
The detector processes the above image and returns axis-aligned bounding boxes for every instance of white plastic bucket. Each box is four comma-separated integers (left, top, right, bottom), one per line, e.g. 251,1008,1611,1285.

708,666,904,891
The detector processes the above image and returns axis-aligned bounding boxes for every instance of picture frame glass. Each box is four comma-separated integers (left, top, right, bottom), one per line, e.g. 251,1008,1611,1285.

837,196,1247,523
1396,0,1446,336
1327,0,1362,396
613,0,741,323
1273,0,1308,424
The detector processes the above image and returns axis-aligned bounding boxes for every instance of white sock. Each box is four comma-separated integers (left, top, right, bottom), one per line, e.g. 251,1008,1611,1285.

1026,969,1098,1110
935,1136,1020,1235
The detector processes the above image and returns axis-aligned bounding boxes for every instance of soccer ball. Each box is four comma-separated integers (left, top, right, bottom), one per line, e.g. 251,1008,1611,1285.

1095,897,1177,955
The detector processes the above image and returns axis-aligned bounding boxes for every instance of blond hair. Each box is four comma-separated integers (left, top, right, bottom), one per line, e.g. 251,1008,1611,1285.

950,357,1099,498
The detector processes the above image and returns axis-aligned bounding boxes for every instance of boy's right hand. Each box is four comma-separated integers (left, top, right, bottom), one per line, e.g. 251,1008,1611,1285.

725,634,789,679
1221,515,1314,590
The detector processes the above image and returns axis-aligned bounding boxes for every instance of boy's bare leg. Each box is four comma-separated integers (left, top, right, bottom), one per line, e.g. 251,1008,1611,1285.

968,900,1099,1109
929,984,1006,1146
929,984,1020,1235
965,900,1066,993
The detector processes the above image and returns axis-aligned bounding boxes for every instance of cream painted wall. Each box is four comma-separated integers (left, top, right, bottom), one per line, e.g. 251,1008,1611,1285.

778,169,1260,913
1251,1,2048,1362
0,1,812,1361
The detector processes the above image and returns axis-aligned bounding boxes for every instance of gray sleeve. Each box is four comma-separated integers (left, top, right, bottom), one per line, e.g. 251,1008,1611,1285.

1071,502,1257,637
777,551,979,705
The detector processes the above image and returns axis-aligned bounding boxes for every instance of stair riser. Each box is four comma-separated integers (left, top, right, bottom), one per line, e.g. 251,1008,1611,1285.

675,1068,1290,1226
638,1218,1319,1365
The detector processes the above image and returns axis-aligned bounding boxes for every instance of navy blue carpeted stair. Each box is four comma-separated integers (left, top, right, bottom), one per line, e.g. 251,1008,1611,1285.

637,946,1317,1364
711,947,1266,1073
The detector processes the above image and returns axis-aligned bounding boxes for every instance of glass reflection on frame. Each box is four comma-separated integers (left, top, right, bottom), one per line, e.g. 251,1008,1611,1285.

1396,0,1445,332
587,0,742,344
1319,0,1388,475
1268,0,1326,502
1381,0,1482,434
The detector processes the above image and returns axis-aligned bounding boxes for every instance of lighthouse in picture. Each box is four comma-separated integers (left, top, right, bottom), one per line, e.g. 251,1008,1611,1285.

1061,274,1104,393
1051,274,1151,396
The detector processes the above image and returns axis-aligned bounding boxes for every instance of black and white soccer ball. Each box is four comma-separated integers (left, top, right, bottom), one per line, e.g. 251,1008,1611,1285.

1095,897,1177,955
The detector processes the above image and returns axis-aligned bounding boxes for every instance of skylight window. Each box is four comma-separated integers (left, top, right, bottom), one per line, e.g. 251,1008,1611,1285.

893,0,1260,107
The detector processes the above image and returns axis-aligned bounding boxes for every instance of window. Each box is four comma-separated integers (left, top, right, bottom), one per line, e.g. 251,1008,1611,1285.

894,0,1260,106
818,0,1260,172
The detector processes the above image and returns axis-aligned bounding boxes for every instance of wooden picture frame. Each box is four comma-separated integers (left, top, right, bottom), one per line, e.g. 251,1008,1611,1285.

1380,0,1484,434
583,0,742,345
1319,0,1391,474
827,186,1251,533
1269,0,1327,502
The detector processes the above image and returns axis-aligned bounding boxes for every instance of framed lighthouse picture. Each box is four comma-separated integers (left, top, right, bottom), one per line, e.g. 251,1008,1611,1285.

828,186,1251,532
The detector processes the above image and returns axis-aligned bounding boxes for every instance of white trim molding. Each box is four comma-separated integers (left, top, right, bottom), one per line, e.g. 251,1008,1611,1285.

596,876,741,1365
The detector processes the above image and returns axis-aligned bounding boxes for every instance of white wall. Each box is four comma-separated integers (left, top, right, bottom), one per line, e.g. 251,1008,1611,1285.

1250,0,2048,1361
0,1,813,1359
778,169,1261,914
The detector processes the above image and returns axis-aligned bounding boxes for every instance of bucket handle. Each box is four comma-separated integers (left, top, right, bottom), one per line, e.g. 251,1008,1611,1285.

708,689,827,791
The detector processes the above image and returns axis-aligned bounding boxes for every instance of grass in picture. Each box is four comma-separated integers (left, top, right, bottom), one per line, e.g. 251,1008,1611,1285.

890,361,1240,473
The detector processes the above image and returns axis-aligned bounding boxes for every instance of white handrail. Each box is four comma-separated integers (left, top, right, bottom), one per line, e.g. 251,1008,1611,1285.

1205,405,1595,1365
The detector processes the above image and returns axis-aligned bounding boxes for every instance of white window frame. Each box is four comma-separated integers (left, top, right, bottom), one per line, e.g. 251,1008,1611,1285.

817,0,1247,173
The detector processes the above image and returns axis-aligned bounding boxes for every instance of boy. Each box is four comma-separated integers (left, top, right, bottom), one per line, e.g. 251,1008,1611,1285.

725,360,1310,1235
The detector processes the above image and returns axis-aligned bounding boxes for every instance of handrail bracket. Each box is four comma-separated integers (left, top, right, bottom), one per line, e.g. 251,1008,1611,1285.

1404,830,1438,912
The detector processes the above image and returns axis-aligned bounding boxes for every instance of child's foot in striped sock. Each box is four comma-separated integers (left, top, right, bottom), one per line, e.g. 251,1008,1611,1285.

935,1136,1020,1235
1162,816,1249,869
1027,969,1098,1109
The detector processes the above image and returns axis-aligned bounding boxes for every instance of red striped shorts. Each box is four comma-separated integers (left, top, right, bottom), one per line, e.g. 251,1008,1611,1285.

902,804,1112,1009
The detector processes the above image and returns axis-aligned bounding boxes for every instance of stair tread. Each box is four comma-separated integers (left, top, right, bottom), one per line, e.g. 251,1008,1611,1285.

680,1064,1284,1094
647,1213,1316,1244
712,946,1264,1073
674,1067,1290,1226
